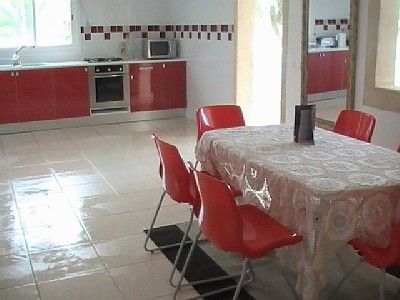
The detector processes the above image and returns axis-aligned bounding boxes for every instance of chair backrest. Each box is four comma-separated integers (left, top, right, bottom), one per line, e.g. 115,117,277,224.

397,144,400,153
193,170,243,252
196,105,245,140
333,109,376,143
152,135,193,204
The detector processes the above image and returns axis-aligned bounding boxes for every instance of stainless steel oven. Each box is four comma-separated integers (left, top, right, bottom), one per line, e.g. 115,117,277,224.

88,64,130,112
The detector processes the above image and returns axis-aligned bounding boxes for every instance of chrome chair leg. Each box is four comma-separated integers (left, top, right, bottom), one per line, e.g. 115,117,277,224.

169,209,195,287
174,232,254,299
233,258,250,300
379,268,386,300
144,191,191,253
174,231,201,299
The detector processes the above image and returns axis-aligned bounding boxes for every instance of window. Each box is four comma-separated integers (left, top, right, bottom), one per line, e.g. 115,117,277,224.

0,0,72,48
375,0,400,89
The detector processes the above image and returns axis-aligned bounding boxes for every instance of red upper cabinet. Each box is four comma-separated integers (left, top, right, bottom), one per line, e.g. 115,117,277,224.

54,67,90,118
16,69,55,122
130,61,186,112
0,72,18,124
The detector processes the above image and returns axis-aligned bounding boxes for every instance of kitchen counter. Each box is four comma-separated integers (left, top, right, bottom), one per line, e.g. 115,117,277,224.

0,58,187,71
308,47,349,53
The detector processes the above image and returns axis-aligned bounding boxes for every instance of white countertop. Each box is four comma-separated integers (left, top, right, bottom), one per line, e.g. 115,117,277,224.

0,58,187,72
308,47,349,53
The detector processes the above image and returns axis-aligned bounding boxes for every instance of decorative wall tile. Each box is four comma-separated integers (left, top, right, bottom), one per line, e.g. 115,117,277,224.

80,24,234,42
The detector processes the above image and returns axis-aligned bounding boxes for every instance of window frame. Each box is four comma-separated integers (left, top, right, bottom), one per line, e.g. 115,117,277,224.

0,0,78,51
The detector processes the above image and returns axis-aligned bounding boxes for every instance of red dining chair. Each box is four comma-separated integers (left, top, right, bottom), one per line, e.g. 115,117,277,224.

174,170,303,299
333,109,376,143
144,135,200,254
329,222,400,300
146,136,242,288
196,105,245,140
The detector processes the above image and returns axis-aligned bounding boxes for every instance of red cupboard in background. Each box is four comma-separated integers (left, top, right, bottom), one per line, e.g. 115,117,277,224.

307,50,348,94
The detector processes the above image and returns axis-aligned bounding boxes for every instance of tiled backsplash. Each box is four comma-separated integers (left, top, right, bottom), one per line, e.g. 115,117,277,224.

310,18,349,41
81,24,235,42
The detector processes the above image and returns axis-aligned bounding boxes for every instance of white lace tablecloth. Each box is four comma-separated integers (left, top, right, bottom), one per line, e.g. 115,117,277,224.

195,124,400,300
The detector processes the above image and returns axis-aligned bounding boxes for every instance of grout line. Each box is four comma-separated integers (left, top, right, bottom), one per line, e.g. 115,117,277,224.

9,182,43,300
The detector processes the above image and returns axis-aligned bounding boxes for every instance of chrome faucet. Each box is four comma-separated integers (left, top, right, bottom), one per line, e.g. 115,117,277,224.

12,46,27,66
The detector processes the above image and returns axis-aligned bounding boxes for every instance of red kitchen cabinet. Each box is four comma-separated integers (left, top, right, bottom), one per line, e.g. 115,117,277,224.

130,61,186,112
130,63,164,112
0,71,18,124
307,51,348,94
307,53,323,94
54,67,90,118
163,62,186,109
17,69,55,122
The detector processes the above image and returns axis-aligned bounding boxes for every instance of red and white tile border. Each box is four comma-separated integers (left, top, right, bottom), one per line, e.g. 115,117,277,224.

81,24,235,41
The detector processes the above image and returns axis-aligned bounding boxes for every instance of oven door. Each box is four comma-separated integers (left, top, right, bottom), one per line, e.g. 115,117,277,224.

90,73,130,110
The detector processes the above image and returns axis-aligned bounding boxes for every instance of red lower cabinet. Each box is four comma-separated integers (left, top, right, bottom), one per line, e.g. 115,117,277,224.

307,51,348,94
17,69,55,122
0,72,18,124
130,62,186,112
54,67,89,118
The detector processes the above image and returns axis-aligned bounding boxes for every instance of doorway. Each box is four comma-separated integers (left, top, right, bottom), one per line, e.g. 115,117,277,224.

236,0,284,126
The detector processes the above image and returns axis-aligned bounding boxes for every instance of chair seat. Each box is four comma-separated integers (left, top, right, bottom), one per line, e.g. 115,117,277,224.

350,238,400,269
238,205,303,259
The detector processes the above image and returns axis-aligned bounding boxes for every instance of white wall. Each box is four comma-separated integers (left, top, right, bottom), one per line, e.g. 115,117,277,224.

355,0,400,150
167,0,236,119
309,0,349,21
283,0,303,123
0,0,172,64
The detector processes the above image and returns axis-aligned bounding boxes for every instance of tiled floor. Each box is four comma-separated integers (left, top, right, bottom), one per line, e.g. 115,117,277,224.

0,118,199,300
312,97,346,122
1,118,399,300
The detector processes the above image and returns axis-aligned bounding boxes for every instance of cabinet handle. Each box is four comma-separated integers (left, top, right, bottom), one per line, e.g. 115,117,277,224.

84,67,88,72
130,75,134,80
11,72,14,77
139,66,153,71
16,72,19,77
322,53,325,57
344,59,347,64
163,64,165,69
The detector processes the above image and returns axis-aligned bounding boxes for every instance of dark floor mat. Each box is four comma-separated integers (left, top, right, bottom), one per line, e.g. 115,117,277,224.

144,225,254,300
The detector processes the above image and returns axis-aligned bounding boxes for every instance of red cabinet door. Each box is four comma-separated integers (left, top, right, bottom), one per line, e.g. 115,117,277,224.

307,53,322,94
17,69,55,122
130,63,164,112
331,51,348,90
54,67,89,118
0,72,18,124
163,62,187,109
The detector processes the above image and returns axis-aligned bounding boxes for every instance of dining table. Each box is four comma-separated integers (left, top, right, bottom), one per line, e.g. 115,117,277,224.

195,124,400,300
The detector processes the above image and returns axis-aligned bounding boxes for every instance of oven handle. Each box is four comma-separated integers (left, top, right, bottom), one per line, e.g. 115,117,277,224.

94,74,125,79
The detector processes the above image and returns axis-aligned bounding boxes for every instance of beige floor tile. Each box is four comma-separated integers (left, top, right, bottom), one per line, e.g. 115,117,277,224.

0,254,34,289
50,160,95,173
12,176,62,199
0,230,27,256
8,165,53,180
0,284,39,300
55,170,104,187
18,202,78,229
38,271,123,300
31,243,105,282
94,233,162,269
118,189,178,211
14,192,69,210
62,182,116,200
81,212,145,242
70,194,139,219
134,204,192,228
0,206,21,232
24,223,90,252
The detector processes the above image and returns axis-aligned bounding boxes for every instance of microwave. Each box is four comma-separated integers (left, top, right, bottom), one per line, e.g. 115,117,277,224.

144,39,178,59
